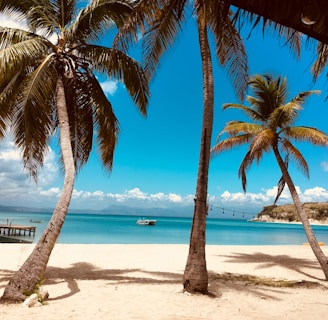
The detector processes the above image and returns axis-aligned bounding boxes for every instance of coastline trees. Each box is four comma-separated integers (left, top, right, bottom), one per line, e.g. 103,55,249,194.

0,0,149,303
113,0,248,293
211,74,328,279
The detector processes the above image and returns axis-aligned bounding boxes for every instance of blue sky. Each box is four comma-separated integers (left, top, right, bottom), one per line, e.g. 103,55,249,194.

0,7,328,215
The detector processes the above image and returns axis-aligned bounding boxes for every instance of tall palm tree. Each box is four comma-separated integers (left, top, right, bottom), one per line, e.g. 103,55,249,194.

211,74,328,279
113,0,248,293
0,0,149,303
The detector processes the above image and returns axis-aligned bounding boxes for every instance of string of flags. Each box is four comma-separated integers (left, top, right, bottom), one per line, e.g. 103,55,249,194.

208,204,257,219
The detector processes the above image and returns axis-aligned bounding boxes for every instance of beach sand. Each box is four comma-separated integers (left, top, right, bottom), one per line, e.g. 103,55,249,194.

1,244,327,319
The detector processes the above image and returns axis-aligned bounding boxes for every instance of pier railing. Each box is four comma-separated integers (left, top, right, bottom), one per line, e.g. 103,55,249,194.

0,224,36,237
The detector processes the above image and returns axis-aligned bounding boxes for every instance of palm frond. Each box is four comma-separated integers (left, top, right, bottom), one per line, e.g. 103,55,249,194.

67,0,134,43
238,150,254,192
208,0,248,101
223,102,263,121
283,126,328,146
233,7,302,58
78,44,149,114
112,0,161,53
290,90,320,104
274,152,288,205
237,130,272,192
211,133,252,157
0,0,41,19
0,0,52,12
274,175,285,205
108,48,149,114
11,61,57,180
0,27,48,50
0,0,58,35
269,101,302,129
22,54,57,113
142,0,187,79
52,0,76,28
86,72,120,171
280,138,309,178
221,121,262,137
62,71,94,171
269,90,320,128
0,72,26,139
25,4,58,36
248,74,288,119
311,42,328,80
248,129,273,164
0,37,52,78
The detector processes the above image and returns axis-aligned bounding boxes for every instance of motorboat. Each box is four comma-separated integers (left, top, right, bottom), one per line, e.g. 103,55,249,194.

136,218,156,226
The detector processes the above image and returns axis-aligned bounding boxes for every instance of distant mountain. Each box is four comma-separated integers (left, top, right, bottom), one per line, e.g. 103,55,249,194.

254,202,328,224
91,204,195,218
0,204,195,218
0,203,261,219
0,205,54,213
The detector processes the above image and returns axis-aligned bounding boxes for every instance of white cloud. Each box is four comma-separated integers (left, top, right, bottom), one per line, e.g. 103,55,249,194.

0,141,21,161
0,137,327,211
39,187,61,197
102,188,189,207
264,186,291,200
0,12,58,44
320,161,328,172
168,193,183,202
302,186,328,202
100,79,119,96
0,13,27,29
212,185,328,211
0,136,59,205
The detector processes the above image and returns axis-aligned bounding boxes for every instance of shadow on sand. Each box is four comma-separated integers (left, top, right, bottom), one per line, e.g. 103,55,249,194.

217,251,323,280
1,252,326,302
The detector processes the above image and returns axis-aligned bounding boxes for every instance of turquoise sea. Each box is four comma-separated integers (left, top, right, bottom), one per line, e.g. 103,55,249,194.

1,211,328,245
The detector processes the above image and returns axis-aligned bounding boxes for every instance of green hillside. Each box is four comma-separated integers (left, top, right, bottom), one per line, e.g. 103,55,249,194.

256,202,328,223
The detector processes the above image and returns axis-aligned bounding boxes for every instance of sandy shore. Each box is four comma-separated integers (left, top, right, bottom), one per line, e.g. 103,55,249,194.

1,244,327,319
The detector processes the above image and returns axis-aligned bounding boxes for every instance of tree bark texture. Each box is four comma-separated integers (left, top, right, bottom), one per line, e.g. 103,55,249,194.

183,3,214,294
273,144,328,279
0,78,76,303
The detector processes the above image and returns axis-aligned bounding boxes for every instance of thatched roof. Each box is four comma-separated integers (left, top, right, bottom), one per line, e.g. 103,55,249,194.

226,0,328,44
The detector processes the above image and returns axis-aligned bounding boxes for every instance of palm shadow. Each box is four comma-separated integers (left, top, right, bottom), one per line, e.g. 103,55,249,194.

1,255,324,303
0,269,13,290
218,251,322,280
43,262,182,301
208,271,293,301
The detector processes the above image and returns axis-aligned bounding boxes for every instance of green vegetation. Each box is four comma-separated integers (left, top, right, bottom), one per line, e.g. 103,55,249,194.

211,73,328,279
257,203,328,223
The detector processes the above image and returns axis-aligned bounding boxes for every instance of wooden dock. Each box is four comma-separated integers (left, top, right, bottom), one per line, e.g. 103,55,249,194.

0,224,36,237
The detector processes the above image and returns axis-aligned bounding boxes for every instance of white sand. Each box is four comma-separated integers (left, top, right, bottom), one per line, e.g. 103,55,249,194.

1,244,327,319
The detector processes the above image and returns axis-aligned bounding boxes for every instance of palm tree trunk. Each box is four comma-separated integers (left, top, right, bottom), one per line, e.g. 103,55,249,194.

0,77,76,303
183,3,214,294
273,145,328,279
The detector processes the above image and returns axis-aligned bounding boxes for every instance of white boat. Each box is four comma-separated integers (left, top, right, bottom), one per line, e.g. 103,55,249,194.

136,218,156,226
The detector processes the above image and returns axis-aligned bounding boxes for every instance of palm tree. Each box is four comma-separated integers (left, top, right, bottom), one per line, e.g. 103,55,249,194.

113,0,248,293
0,0,149,303
211,74,328,279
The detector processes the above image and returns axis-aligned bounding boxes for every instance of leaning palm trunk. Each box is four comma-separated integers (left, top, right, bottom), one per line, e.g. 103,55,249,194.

183,5,214,294
0,78,75,303
273,145,328,279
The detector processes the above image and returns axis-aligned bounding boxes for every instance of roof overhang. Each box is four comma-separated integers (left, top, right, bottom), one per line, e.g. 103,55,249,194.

225,0,328,44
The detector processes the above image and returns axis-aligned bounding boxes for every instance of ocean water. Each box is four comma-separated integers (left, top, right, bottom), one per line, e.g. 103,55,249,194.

1,211,328,245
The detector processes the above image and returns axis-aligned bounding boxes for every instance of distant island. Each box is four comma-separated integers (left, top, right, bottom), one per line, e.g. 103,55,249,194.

253,202,328,225
0,204,196,218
